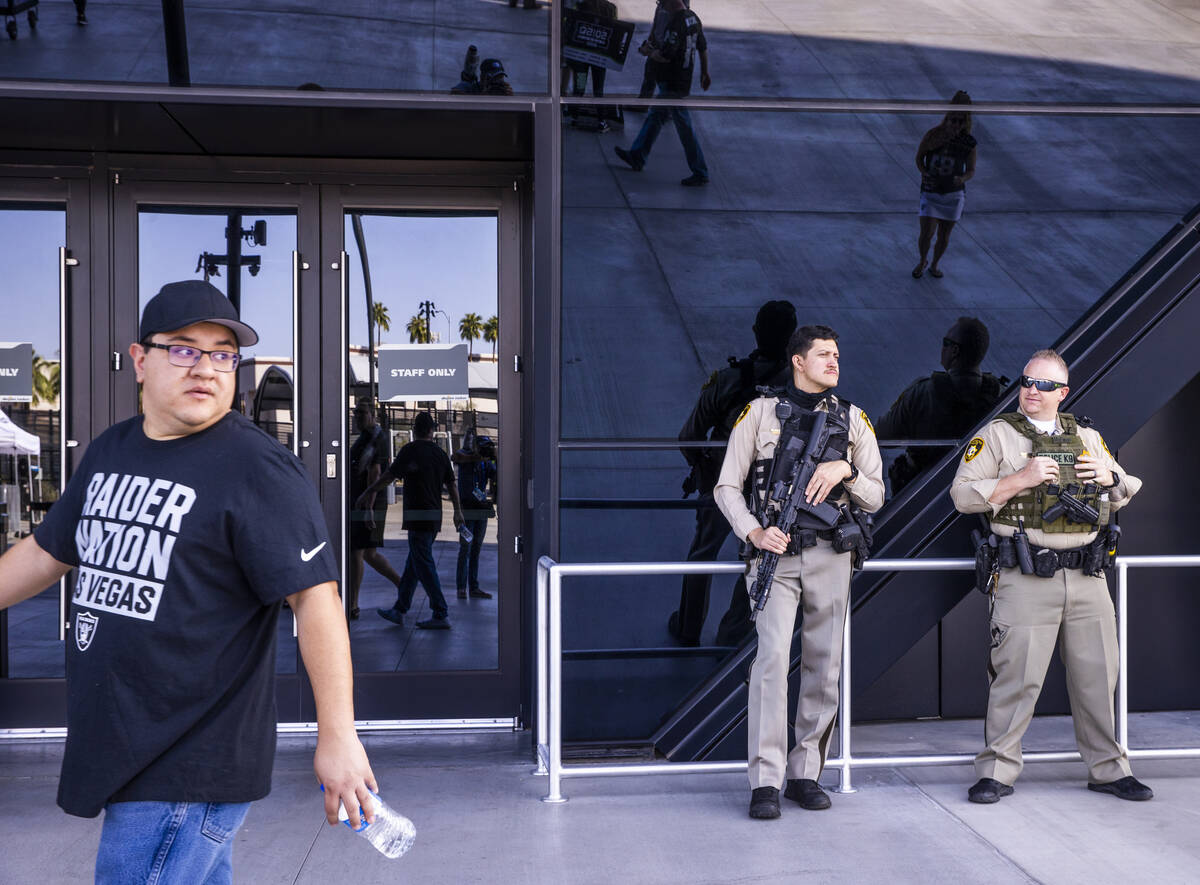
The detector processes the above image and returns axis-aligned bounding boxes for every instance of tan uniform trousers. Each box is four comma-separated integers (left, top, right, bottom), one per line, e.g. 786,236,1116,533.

977,565,1131,785
747,539,852,789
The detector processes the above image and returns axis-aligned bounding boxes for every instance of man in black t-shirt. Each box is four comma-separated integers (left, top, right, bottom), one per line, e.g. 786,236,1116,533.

615,0,712,186
0,281,376,884
358,411,463,630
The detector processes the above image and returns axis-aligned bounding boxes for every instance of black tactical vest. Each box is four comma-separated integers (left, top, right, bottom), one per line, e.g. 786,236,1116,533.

749,398,851,530
993,412,1110,532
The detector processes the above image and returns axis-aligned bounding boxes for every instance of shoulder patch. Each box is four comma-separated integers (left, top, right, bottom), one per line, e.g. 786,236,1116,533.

964,437,985,462
733,402,752,428
858,411,875,435
1097,435,1112,458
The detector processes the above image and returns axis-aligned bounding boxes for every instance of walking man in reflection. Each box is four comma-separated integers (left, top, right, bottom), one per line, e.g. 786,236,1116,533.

361,411,463,630
0,280,376,883
951,349,1152,804
452,429,497,600
716,325,884,819
348,401,406,619
614,0,712,186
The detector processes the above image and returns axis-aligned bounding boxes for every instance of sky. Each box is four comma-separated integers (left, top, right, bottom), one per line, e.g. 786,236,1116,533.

0,206,499,365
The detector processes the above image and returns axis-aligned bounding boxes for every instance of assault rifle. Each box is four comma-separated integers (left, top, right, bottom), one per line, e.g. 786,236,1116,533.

748,407,846,620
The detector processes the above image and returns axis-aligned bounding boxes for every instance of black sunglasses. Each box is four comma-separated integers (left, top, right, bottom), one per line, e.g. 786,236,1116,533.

1019,375,1067,392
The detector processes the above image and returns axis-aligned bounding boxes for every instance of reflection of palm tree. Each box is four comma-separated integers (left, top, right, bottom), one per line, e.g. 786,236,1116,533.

371,302,391,354
31,352,60,407
406,315,429,343
483,315,499,357
459,312,483,357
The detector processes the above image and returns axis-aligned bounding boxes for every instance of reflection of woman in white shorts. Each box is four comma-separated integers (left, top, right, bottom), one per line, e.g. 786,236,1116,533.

913,91,978,279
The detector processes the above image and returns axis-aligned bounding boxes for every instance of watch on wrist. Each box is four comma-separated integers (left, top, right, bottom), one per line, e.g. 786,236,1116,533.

844,462,859,484
1103,471,1120,490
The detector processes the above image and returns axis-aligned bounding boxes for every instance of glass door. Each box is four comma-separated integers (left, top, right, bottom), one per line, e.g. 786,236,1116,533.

318,186,523,723
0,178,88,728
112,182,317,721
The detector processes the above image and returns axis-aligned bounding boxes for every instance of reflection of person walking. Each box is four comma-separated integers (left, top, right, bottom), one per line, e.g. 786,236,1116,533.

452,430,497,600
0,281,376,881
614,0,712,186
913,90,977,279
347,402,406,619
360,411,463,630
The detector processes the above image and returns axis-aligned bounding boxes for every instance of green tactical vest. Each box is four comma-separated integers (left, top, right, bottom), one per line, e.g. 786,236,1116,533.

993,412,1110,532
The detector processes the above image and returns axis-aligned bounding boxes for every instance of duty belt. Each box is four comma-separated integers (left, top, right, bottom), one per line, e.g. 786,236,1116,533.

783,527,837,556
997,536,1090,576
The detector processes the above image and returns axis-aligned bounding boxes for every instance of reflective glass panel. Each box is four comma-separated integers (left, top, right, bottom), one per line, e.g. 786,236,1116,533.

557,0,1200,102
558,106,1200,744
343,211,501,673
0,204,66,678
0,1,550,94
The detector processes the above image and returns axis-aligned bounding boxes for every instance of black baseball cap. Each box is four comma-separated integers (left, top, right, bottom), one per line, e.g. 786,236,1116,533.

140,280,259,347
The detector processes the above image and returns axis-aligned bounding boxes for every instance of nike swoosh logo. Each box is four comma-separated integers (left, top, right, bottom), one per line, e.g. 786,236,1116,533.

300,542,327,562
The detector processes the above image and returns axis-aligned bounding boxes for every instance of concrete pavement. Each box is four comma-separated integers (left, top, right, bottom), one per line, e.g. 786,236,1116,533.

2,713,1197,883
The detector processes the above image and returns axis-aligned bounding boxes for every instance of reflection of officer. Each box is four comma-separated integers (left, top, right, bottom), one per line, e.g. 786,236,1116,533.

951,349,1152,804
876,316,1004,495
716,325,884,820
670,300,797,647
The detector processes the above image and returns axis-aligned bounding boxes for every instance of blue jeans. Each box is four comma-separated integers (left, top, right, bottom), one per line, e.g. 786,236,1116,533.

629,86,708,178
95,801,250,885
396,529,448,618
456,517,488,591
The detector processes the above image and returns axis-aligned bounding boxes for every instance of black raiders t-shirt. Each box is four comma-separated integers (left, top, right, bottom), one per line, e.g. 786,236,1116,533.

387,439,453,533
34,411,338,818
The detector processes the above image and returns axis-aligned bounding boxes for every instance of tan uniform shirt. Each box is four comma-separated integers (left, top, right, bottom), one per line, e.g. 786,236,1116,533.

950,414,1141,549
715,394,885,540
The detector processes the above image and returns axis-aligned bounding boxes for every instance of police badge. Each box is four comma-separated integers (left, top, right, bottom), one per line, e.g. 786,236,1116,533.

75,611,99,652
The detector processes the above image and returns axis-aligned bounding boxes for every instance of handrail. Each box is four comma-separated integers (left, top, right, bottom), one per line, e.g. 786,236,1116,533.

534,554,1200,803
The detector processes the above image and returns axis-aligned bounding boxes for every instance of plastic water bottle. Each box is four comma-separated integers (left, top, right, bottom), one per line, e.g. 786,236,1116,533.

324,787,417,859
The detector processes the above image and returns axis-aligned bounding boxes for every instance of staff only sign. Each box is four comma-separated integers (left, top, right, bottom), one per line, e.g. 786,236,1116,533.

0,343,33,403
378,344,469,401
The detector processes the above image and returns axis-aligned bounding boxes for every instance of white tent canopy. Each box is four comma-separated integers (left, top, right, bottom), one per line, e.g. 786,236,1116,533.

0,408,40,457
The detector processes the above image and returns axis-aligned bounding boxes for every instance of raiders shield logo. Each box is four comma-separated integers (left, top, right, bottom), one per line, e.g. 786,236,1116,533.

75,611,99,652
964,437,985,462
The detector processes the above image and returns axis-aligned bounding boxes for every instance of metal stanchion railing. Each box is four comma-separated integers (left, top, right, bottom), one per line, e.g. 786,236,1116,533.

535,554,1200,803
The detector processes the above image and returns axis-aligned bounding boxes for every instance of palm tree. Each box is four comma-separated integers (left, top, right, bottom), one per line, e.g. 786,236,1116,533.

371,301,391,354
406,315,429,343
31,352,60,408
459,312,483,358
483,315,499,358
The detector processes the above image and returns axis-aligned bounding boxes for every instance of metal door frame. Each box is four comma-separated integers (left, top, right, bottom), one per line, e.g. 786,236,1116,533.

0,174,90,728
110,178,320,722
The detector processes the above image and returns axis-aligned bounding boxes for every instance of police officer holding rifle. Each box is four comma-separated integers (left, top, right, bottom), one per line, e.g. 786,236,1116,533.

951,348,1152,804
715,324,883,820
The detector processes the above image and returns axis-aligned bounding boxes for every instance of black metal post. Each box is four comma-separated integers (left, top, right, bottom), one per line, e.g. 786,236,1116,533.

225,213,242,315
350,214,376,403
161,0,191,87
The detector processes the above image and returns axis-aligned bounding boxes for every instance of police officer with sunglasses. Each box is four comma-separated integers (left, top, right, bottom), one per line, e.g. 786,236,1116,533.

951,349,1152,805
